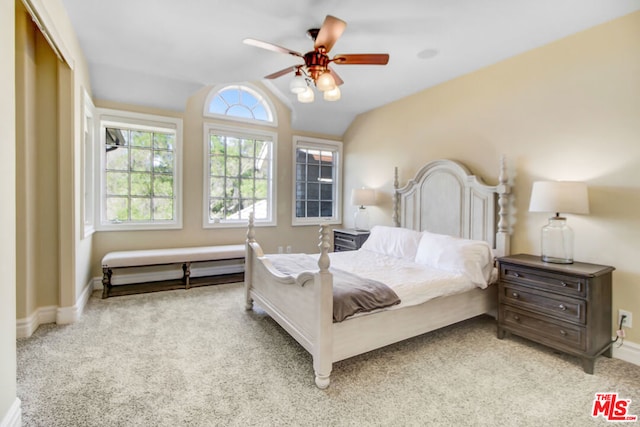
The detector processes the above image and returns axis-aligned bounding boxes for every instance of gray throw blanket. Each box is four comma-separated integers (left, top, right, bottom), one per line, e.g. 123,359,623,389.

268,254,401,322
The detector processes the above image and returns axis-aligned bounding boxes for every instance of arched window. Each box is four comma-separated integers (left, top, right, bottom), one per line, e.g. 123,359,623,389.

203,84,276,126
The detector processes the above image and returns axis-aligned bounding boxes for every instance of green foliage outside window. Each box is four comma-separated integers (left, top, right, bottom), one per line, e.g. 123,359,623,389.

208,133,271,221
105,127,176,222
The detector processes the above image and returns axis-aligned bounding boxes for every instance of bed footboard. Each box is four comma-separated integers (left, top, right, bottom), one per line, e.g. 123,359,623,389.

245,214,334,388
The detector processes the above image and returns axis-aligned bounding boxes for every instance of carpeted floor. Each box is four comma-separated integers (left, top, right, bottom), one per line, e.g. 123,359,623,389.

17,283,640,426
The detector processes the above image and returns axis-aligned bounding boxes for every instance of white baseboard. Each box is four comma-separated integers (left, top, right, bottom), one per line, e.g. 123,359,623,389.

56,277,94,325
613,339,640,367
16,305,56,339
0,398,21,427
16,277,96,338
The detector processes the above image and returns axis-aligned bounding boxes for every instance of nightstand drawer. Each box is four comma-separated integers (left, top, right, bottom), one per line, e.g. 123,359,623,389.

501,264,585,298
500,284,586,324
500,306,586,351
334,236,357,250
333,229,370,252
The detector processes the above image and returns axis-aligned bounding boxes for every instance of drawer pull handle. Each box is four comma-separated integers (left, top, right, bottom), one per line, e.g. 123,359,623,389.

512,292,519,299
512,272,521,277
558,304,566,311
559,330,567,336
560,281,568,287
513,315,520,321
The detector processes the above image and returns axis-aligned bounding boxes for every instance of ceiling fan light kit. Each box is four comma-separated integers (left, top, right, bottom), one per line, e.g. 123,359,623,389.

297,86,315,103
289,71,308,94
323,86,341,101
315,72,336,92
244,15,389,104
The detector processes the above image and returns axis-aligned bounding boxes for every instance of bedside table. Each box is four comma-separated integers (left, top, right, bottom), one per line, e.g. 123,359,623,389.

497,254,614,374
333,229,370,252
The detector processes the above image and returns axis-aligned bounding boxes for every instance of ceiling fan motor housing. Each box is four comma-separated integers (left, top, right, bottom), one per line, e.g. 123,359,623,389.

304,48,330,81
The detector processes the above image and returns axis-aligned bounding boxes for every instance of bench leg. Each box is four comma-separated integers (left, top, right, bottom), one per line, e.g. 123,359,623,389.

182,262,191,289
102,267,112,299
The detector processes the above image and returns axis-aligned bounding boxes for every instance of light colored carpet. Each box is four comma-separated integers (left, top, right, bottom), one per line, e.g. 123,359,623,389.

17,283,640,426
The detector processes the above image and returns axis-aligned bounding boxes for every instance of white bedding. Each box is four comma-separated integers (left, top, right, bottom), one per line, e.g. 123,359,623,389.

327,249,496,311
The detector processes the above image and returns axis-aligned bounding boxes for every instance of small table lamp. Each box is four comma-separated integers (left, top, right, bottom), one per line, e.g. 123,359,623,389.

529,181,590,264
351,188,376,231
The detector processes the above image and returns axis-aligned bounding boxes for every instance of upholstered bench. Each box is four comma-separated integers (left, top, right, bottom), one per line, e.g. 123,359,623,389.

101,244,245,298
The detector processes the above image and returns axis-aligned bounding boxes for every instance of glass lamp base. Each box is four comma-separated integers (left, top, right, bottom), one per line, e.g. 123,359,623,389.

541,254,573,264
354,207,369,231
540,216,574,264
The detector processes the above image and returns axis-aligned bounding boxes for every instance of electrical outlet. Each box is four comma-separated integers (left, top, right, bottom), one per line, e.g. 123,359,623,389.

277,246,283,254
619,309,632,328
286,245,292,254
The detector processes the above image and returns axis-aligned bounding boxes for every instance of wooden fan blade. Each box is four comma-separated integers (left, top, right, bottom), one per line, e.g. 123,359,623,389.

314,15,346,53
328,67,344,86
333,54,389,65
264,66,296,80
243,38,303,58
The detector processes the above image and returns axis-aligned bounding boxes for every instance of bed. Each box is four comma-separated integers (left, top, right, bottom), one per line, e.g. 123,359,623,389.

244,158,511,388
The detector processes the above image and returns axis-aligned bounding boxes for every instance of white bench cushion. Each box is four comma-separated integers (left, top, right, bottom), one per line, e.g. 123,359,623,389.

102,244,245,268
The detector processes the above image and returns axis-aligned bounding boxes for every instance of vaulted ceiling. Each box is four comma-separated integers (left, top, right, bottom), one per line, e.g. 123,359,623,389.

61,0,640,136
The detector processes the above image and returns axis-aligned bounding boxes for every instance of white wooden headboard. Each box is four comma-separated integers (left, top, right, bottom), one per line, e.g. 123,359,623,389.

393,158,511,257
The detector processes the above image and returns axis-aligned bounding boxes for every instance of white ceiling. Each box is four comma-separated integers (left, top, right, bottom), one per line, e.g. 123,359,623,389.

61,0,640,136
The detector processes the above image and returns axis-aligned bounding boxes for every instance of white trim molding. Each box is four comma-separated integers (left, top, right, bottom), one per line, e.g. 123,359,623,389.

0,398,21,427
16,306,56,338
613,339,640,367
16,278,96,337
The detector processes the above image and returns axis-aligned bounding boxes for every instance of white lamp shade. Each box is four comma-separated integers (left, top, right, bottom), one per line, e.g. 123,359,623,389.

529,181,590,215
323,86,341,101
297,86,315,103
316,72,336,92
351,188,376,206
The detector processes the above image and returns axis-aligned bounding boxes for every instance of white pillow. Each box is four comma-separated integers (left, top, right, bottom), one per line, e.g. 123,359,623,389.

360,225,424,260
414,231,494,288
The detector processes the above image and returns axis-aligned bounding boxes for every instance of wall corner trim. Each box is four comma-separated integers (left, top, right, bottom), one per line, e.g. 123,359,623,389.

0,397,22,427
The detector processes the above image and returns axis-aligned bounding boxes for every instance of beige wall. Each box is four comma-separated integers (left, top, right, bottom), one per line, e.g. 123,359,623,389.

0,0,17,423
14,0,93,324
91,84,340,276
344,12,640,342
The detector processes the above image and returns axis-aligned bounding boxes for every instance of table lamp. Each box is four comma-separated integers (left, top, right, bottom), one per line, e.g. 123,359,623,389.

351,188,376,231
528,181,589,264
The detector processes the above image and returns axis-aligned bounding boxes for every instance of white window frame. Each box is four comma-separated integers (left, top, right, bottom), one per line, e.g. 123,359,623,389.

203,123,277,228
96,108,183,231
292,136,343,226
203,83,277,128
81,88,95,239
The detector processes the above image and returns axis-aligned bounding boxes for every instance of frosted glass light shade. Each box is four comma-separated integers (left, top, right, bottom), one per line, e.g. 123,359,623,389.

316,72,336,92
289,74,307,94
323,86,341,101
297,86,314,103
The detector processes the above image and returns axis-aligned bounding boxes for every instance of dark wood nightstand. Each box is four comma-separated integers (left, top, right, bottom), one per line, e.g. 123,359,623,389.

333,229,370,252
497,254,614,374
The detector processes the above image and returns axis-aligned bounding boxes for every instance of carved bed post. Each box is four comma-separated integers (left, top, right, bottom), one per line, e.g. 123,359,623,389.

495,156,511,256
244,212,256,310
314,224,333,389
392,166,400,227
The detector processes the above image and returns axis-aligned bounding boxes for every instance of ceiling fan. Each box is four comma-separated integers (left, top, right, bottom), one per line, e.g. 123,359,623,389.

243,15,389,102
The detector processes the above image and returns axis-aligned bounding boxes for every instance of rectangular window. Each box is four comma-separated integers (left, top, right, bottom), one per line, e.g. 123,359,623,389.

81,89,95,238
204,124,276,227
292,136,342,226
98,109,182,230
